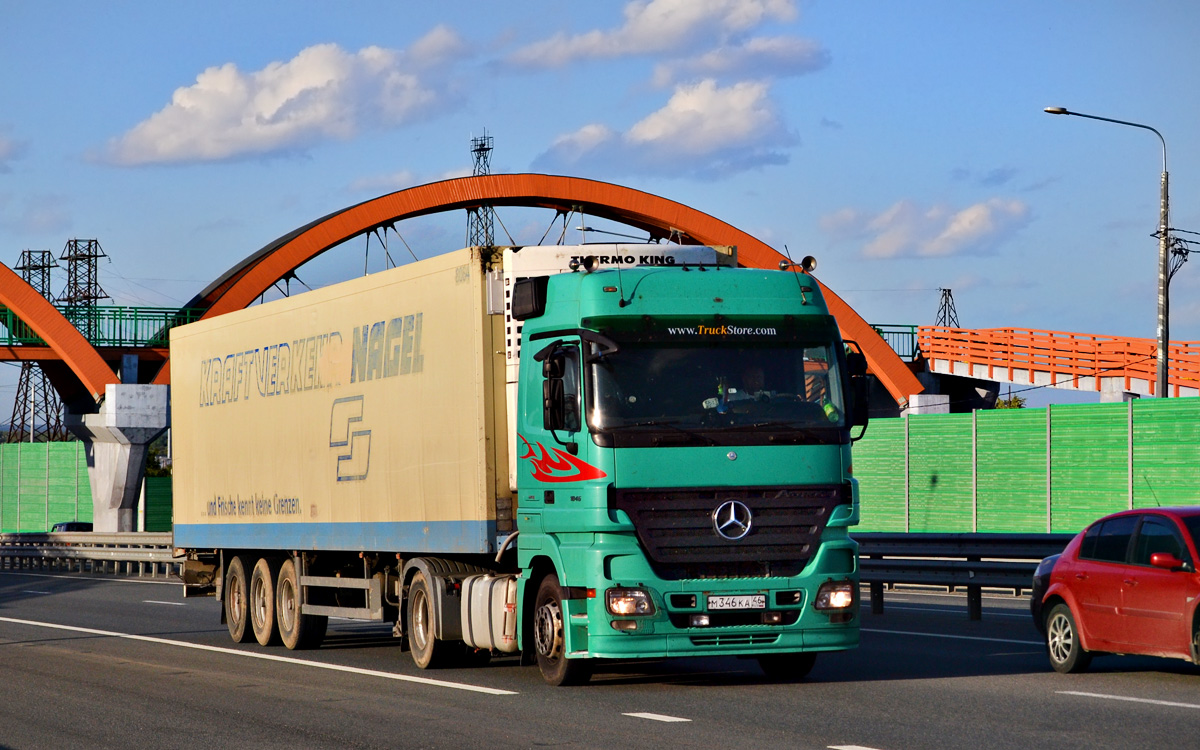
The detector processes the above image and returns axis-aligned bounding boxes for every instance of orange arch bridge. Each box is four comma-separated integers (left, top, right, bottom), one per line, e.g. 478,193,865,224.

0,174,922,408
152,173,922,405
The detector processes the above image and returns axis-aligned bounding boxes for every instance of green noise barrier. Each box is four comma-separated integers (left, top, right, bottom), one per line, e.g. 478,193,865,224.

855,399,1200,534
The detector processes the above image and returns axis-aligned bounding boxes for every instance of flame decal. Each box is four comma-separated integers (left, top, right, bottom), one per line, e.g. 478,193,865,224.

518,434,608,483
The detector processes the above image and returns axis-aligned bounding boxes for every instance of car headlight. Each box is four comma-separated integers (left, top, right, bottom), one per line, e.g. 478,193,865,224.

606,588,656,616
813,580,855,610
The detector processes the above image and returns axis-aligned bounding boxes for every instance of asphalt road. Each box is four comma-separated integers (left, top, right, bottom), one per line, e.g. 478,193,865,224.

2,571,1199,750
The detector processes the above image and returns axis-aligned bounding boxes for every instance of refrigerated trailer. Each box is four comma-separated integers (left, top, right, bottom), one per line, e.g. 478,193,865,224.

172,244,867,684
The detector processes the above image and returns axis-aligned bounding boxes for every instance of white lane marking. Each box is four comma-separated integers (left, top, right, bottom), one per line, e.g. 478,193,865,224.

0,571,178,586
623,712,691,723
1058,691,1200,710
830,745,887,750
143,600,185,606
862,628,1042,646
0,615,516,696
22,590,52,595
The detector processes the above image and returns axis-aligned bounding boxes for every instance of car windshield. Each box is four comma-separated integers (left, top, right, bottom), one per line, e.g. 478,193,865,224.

587,341,845,433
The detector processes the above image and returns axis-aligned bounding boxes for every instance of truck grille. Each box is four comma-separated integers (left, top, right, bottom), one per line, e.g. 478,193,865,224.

610,484,847,580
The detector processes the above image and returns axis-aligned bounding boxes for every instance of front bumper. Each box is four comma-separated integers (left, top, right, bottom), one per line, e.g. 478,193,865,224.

555,531,859,659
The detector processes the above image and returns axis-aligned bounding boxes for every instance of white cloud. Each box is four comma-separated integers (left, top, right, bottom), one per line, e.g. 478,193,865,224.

508,0,797,68
652,35,828,86
347,170,419,194
102,34,464,165
821,198,1031,258
0,133,28,173
347,166,476,195
406,24,469,67
628,79,785,154
0,192,73,234
533,79,792,178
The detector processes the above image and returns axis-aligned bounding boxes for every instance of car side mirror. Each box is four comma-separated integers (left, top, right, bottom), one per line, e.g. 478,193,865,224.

1150,552,1190,571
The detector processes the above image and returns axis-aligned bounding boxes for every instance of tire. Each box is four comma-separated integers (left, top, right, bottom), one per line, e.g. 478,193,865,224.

224,555,253,644
408,571,455,669
276,557,327,650
533,574,591,686
757,652,817,682
1045,603,1092,674
250,557,282,646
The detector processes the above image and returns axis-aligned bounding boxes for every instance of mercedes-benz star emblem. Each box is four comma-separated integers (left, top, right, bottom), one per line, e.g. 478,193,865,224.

712,500,753,540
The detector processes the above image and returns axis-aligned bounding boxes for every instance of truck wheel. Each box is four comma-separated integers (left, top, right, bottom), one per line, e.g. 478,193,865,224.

276,558,327,650
533,574,591,686
250,557,282,646
757,652,817,681
224,555,253,643
1045,603,1091,673
408,571,455,669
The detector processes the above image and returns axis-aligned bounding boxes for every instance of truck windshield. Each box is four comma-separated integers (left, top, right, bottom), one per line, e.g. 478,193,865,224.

586,341,847,444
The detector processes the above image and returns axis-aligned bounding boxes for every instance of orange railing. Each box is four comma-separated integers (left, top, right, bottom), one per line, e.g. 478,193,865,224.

917,327,1200,397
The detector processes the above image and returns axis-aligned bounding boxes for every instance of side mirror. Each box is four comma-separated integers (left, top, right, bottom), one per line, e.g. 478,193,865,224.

541,348,580,437
843,343,869,431
512,277,549,320
1150,552,1189,571
851,378,870,429
846,351,867,377
543,377,566,431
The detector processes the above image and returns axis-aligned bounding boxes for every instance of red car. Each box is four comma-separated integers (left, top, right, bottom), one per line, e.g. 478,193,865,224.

1030,506,1200,673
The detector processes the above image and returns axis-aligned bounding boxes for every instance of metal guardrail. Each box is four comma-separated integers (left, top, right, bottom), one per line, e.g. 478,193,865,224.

0,305,204,348
855,532,1075,620
870,324,921,361
0,532,180,578
3,530,1079,616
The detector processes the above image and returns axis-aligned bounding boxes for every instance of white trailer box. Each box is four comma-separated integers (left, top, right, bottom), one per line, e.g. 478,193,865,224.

170,248,511,554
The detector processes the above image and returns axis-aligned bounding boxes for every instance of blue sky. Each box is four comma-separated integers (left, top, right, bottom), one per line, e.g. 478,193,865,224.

2,1,1199,412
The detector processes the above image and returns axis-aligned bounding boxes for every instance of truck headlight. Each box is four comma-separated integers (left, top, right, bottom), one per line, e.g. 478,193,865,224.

606,588,656,616
813,580,855,610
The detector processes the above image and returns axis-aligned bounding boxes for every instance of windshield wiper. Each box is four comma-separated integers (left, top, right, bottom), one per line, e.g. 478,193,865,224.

714,420,833,438
616,419,718,445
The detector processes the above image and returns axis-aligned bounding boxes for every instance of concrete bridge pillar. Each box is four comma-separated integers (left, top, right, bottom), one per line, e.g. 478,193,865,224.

65,384,170,532
902,393,951,416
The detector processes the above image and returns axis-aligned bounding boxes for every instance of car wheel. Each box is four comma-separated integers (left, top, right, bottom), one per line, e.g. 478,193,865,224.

1045,603,1091,674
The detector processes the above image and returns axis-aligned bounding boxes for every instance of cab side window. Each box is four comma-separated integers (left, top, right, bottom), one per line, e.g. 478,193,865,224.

1080,515,1137,563
1132,517,1186,566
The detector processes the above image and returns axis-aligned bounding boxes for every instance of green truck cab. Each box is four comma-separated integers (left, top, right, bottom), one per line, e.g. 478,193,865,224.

509,256,865,684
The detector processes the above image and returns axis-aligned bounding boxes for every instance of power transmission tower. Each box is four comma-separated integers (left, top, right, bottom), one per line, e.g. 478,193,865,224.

7,250,66,442
935,288,960,328
467,132,495,249
59,238,109,341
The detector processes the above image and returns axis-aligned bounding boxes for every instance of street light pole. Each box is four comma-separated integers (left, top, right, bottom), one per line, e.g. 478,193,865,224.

1044,106,1171,397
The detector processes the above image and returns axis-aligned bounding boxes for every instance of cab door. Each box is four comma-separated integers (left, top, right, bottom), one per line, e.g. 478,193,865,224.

517,340,607,530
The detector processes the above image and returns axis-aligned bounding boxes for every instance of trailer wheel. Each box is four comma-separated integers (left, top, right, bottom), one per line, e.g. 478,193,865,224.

276,557,327,650
757,652,817,681
224,555,253,643
408,571,455,669
533,574,591,686
250,557,282,646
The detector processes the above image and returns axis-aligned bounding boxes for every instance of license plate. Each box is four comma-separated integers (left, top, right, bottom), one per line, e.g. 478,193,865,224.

707,594,766,610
